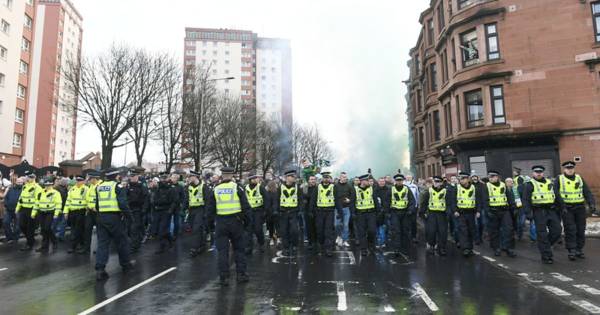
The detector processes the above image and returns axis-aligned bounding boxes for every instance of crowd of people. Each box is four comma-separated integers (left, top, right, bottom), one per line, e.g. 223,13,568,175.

0,160,596,285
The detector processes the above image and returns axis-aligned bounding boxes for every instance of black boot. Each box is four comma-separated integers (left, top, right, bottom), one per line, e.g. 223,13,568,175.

20,245,33,251
576,250,585,259
219,274,229,287
494,249,501,257
506,250,517,258
568,250,576,261
96,270,109,281
237,273,249,284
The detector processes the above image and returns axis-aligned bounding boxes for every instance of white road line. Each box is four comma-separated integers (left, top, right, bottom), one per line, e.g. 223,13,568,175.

550,273,573,282
347,251,356,265
473,250,481,255
574,284,600,295
413,283,439,312
298,269,303,280
497,264,509,269
542,285,572,296
318,280,360,284
518,273,544,284
337,281,348,311
571,300,600,314
382,304,396,312
0,268,7,271
78,267,177,315
482,256,496,262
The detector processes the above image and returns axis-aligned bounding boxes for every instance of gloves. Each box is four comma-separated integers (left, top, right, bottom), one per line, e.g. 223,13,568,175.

591,209,598,216
454,211,460,218
476,212,481,219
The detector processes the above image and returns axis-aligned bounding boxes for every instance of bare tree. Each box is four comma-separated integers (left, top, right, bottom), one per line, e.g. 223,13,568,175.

301,125,333,167
155,67,184,173
127,53,179,166
255,116,285,175
62,45,164,168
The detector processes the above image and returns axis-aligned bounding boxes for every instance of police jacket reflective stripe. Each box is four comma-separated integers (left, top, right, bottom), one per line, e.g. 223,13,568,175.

214,182,242,215
245,184,264,208
487,182,508,207
188,183,205,207
317,184,335,208
355,186,375,211
457,184,476,209
391,185,409,210
531,178,555,205
280,185,298,208
428,188,447,211
97,181,121,213
559,174,585,204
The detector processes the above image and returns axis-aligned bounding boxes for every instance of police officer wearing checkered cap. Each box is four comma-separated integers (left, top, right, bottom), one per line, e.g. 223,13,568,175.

482,170,517,258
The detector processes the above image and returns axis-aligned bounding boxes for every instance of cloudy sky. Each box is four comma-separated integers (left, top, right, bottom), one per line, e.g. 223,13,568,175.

74,0,428,176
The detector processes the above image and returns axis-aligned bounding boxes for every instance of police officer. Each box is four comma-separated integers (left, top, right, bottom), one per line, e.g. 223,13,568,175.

385,174,416,257
420,176,453,256
95,169,134,281
16,171,42,251
309,171,338,257
274,170,302,256
452,172,480,257
350,174,380,256
188,171,210,257
244,172,268,255
208,167,251,286
32,177,63,253
555,161,596,260
82,171,102,255
483,170,516,257
154,173,178,254
523,165,560,264
64,176,88,254
127,169,149,253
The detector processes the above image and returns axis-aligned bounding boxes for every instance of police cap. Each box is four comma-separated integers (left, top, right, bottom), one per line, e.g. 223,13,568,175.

531,165,545,173
561,161,576,169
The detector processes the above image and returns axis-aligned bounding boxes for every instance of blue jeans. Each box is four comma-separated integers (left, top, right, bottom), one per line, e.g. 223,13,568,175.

377,224,387,246
54,214,66,239
516,208,537,241
336,207,351,241
3,210,19,241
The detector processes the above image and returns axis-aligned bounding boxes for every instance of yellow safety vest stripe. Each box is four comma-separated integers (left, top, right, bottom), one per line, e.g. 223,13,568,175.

559,175,585,204
317,184,335,208
391,185,409,210
428,188,447,211
355,186,375,211
215,182,242,215
486,182,508,207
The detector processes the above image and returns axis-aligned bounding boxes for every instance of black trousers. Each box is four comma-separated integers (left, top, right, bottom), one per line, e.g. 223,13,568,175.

278,210,299,249
216,215,246,276
355,211,377,250
457,210,476,250
84,210,97,252
129,210,144,249
95,213,130,270
306,212,317,247
562,204,587,251
246,208,265,251
39,212,56,249
390,210,411,254
191,206,208,250
425,211,448,251
157,211,173,249
533,207,562,259
487,208,515,250
18,207,36,247
69,211,86,250
315,209,335,251
410,211,418,239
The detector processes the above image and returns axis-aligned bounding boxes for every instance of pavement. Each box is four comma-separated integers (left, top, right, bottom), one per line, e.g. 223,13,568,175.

0,229,599,314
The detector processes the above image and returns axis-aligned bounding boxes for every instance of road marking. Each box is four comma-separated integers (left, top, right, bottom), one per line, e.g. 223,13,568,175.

571,300,600,314
482,256,496,262
542,285,571,296
347,251,356,265
497,264,509,269
298,269,303,280
336,281,347,311
0,268,7,271
413,283,439,312
518,273,544,283
78,267,177,315
574,284,600,295
382,304,396,312
473,250,481,255
550,273,574,282
318,280,360,284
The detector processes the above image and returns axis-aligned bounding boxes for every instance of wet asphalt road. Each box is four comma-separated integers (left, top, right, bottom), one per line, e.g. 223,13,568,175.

1,231,599,314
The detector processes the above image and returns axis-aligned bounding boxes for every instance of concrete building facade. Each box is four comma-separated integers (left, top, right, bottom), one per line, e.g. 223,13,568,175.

407,0,600,198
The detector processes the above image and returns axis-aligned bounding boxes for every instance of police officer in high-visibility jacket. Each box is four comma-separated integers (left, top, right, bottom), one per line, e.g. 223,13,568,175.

188,171,210,257
420,176,453,256
384,174,416,257
308,171,339,257
274,170,302,256
32,178,63,253
523,165,560,264
208,167,251,286
482,170,516,257
16,171,42,251
452,172,481,257
95,169,134,281
244,172,268,255
64,176,88,254
82,171,102,255
350,174,381,256
555,161,596,260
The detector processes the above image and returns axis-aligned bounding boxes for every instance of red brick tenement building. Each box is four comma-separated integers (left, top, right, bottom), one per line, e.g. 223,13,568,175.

407,0,600,198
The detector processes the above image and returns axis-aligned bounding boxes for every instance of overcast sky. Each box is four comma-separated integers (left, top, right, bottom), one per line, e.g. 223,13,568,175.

73,0,428,176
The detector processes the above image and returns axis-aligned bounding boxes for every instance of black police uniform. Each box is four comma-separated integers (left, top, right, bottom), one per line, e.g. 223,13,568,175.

420,182,453,255
127,180,149,251
350,182,381,255
309,180,340,256
187,181,211,255
385,181,416,256
275,182,302,255
245,181,269,254
154,179,179,253
482,180,516,256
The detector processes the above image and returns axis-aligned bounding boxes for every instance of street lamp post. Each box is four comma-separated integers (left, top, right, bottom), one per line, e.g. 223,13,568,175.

123,136,128,166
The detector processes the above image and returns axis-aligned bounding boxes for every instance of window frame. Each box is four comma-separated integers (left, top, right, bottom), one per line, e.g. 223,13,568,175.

12,133,22,148
485,23,500,60
17,84,26,99
490,85,506,125
437,2,446,32
430,62,438,92
460,28,479,68
444,102,453,137
442,49,449,83
1,19,10,35
432,110,441,142
427,19,434,46
15,108,24,123
0,72,5,87
593,2,600,43
455,95,462,131
465,89,484,129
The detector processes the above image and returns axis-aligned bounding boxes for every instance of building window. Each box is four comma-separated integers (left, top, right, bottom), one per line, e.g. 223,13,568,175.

21,37,30,52
418,126,425,151
444,102,453,137
465,89,484,128
469,156,487,177
0,100,3,114
0,72,5,87
455,95,462,131
414,54,420,75
417,90,423,112
1,19,10,35
24,14,33,29
0,45,6,60
485,23,500,60
490,85,506,124
430,63,437,92
442,50,449,83
13,133,22,148
433,110,441,141
3,0,12,9
19,60,28,74
15,108,24,123
593,2,600,42
26,0,32,5
437,2,445,32
460,29,479,67
451,38,457,72
458,0,476,10
427,19,434,45
17,84,26,99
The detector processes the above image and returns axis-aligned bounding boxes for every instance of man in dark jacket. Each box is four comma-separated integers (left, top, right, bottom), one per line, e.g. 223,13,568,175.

154,174,180,254
384,174,416,257
188,171,211,257
453,172,482,257
170,174,185,240
420,176,454,256
3,178,23,243
274,170,302,256
302,175,318,253
308,171,339,256
334,172,353,247
244,173,269,255
350,174,382,256
127,170,149,252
